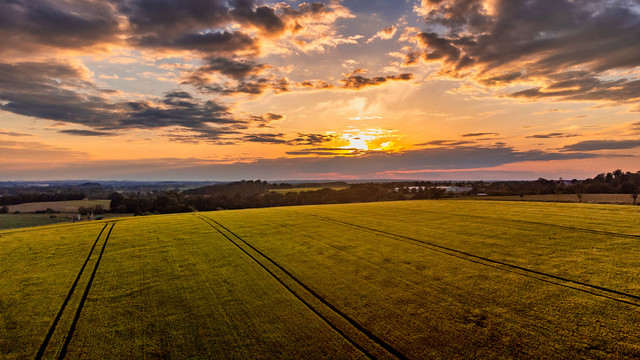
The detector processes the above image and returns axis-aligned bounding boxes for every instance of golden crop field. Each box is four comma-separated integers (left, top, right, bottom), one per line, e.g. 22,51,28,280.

1,200,639,359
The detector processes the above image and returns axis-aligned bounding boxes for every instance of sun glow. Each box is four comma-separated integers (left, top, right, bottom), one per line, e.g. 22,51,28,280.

339,129,404,154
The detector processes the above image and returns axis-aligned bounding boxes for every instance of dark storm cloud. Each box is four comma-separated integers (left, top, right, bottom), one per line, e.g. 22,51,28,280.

0,0,121,53
196,57,269,80
417,32,462,63
120,0,292,53
231,0,285,35
0,61,292,143
413,0,640,103
135,30,258,54
559,139,640,152
0,0,356,105
118,0,229,35
59,129,115,137
120,0,256,53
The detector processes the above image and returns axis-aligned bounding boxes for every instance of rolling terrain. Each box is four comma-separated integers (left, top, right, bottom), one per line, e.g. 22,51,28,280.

1,200,639,359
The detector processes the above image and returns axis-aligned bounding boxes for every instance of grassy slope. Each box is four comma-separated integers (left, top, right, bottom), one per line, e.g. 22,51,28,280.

210,201,640,358
0,215,365,359
1,200,639,359
0,223,107,359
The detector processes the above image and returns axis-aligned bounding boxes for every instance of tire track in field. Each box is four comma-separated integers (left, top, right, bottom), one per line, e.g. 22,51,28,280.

301,213,640,308
35,223,108,360
196,215,407,360
55,223,114,359
350,206,640,241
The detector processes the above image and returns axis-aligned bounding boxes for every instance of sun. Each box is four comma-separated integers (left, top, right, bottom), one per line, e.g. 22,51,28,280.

339,129,404,154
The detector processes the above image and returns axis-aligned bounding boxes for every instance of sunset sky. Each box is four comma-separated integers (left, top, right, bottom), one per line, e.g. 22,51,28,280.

1,0,639,181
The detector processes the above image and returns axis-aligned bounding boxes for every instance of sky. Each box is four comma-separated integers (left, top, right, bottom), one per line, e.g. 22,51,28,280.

0,0,639,181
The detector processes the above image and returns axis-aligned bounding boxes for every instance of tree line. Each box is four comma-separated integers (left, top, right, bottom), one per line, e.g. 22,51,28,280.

107,170,639,215
108,182,449,215
480,170,640,201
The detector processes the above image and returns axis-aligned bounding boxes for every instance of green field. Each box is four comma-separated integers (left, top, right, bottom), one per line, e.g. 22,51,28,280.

7,200,111,213
0,213,130,231
0,213,72,230
1,200,640,359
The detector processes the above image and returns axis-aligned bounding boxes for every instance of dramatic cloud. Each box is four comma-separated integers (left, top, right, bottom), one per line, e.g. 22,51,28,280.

193,57,270,80
289,133,340,146
275,1,358,52
0,0,356,98
0,61,288,144
232,0,286,35
367,25,397,43
0,0,122,54
0,0,637,181
559,139,640,152
526,132,579,139
2,144,602,180
411,0,640,105
417,140,475,146
341,70,413,89
136,30,259,55
120,0,264,54
58,129,115,137
461,132,498,137
242,133,288,144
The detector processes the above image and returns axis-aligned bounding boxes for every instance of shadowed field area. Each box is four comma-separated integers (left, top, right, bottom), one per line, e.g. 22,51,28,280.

1,200,639,359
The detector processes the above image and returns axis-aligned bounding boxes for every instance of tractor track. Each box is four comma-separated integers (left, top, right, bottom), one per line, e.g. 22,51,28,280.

34,223,115,360
35,223,108,360
300,212,640,308
196,215,408,360
343,206,640,241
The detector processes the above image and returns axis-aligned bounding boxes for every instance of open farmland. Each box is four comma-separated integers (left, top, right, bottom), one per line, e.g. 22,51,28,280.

1,200,640,359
